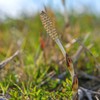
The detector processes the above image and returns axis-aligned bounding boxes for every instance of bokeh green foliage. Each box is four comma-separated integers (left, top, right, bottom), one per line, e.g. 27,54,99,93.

0,12,100,99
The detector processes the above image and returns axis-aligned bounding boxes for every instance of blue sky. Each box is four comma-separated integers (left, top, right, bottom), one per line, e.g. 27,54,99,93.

0,0,100,18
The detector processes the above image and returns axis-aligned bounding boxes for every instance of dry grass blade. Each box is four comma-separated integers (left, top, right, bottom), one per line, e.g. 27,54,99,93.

0,50,20,69
62,0,66,6
80,87,100,95
61,0,69,24
72,33,90,62
40,11,66,57
78,71,100,82
65,38,77,49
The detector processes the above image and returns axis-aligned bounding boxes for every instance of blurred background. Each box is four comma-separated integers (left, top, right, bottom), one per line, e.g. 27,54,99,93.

0,0,100,99
0,0,100,64
0,0,100,19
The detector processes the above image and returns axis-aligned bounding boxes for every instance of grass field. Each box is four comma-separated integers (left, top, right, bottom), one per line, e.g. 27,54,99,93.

0,10,100,99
